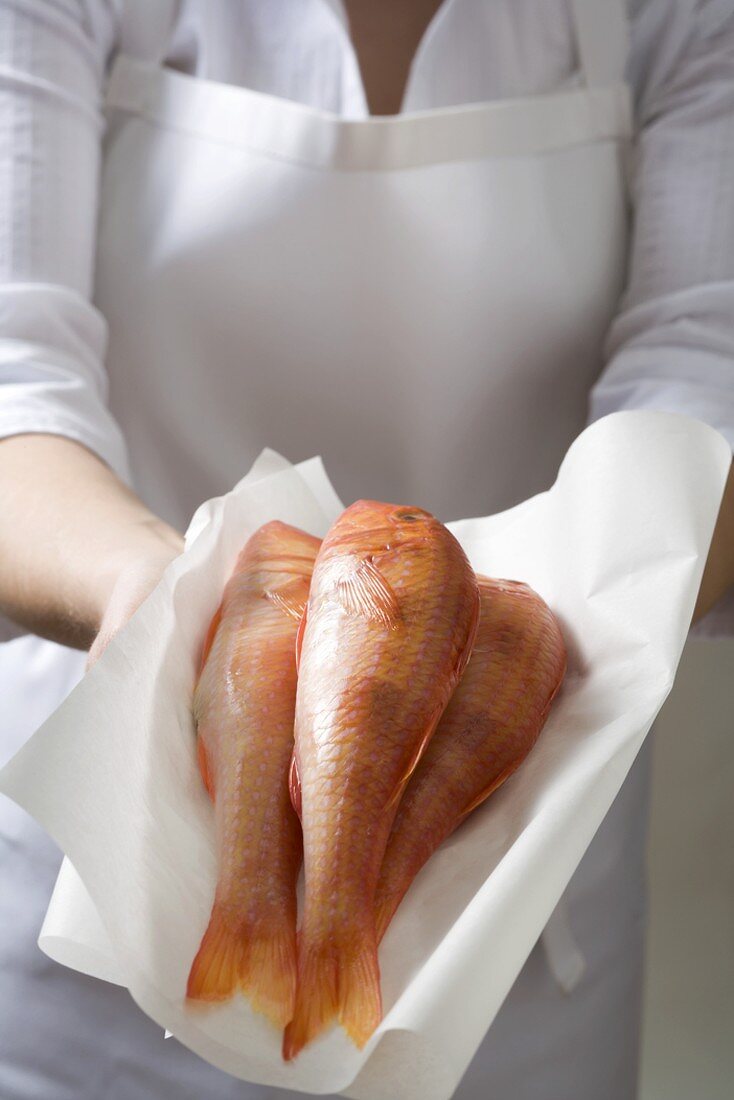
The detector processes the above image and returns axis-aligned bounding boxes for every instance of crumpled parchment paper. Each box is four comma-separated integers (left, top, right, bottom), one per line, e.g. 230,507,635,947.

0,411,729,1099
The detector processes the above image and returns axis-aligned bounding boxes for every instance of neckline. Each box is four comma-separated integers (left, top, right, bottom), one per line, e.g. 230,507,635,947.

321,0,462,118
317,0,629,118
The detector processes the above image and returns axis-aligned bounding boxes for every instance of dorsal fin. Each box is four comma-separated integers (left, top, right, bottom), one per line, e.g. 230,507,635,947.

199,602,223,674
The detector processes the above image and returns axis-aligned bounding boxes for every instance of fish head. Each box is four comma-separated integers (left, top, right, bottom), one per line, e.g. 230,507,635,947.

236,520,321,573
326,500,440,554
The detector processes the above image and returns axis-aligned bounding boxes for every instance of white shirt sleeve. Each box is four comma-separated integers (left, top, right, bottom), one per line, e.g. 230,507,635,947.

590,3,734,449
0,0,129,478
589,2,734,635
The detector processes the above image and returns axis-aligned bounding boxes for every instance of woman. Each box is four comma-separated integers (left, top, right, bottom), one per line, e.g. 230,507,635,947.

1,2,733,1097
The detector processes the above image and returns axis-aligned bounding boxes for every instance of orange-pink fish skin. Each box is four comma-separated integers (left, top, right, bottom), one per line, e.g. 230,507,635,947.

186,520,320,1026
374,576,567,942
283,500,480,1058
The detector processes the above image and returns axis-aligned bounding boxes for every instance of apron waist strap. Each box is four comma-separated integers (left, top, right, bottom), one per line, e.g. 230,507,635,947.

542,893,587,993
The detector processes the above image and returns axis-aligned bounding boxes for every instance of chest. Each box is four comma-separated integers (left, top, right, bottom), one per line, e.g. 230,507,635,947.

342,0,446,114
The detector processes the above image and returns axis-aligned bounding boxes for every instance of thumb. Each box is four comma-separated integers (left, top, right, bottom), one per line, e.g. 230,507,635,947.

86,555,176,670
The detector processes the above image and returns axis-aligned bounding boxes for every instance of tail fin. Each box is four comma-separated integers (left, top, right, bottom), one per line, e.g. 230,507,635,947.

282,934,382,1060
374,892,401,946
186,905,297,1027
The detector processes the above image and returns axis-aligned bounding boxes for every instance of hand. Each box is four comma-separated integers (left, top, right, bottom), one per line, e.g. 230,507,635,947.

0,435,185,651
87,542,184,669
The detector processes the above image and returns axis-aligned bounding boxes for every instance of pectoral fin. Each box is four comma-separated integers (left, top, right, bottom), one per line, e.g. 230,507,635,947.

197,737,215,801
264,576,311,622
335,558,400,628
295,605,308,673
453,585,480,682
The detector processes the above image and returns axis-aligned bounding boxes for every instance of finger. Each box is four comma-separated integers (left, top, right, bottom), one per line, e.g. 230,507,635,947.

86,628,114,670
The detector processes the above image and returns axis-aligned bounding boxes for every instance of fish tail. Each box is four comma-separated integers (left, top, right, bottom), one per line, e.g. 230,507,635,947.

282,932,382,1060
374,891,401,945
186,905,244,1004
240,921,298,1028
337,939,382,1048
186,906,297,1027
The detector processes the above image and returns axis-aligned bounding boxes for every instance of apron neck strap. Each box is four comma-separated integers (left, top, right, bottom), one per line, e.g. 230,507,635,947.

570,0,629,88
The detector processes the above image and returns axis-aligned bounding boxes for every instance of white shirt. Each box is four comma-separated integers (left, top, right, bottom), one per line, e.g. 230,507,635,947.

1,0,733,635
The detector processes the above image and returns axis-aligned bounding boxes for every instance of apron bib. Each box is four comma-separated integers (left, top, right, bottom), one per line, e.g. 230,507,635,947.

0,3,651,1097
98,9,631,530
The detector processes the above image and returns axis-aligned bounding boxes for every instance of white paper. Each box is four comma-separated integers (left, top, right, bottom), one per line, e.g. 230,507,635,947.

0,411,729,1099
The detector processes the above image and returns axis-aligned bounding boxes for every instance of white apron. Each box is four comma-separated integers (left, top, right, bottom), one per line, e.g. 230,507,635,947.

0,2,652,1096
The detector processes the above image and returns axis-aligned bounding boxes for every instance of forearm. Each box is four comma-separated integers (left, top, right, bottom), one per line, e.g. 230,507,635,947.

693,459,734,624
0,434,183,649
